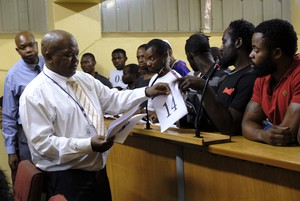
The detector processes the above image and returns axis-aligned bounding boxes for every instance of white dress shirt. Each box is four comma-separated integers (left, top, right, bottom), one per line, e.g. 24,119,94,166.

19,66,147,172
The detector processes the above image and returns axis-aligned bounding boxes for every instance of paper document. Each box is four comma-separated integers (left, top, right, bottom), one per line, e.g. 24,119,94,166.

152,71,188,132
109,70,127,88
106,104,145,144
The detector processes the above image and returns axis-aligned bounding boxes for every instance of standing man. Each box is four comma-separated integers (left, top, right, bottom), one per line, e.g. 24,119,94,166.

176,19,257,135
242,19,300,146
2,31,45,183
19,30,170,201
80,52,112,88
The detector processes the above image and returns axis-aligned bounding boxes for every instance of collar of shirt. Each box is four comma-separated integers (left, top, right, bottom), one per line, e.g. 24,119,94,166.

43,65,76,89
281,54,300,80
20,55,45,71
228,64,252,75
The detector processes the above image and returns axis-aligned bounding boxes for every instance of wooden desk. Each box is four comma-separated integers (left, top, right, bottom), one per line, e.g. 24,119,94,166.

106,125,300,201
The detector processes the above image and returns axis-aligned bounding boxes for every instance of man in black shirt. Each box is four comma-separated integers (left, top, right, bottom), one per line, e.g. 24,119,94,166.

80,53,112,88
178,33,227,130
176,19,257,135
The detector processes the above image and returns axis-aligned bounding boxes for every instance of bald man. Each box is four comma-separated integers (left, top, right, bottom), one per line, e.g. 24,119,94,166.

2,31,45,183
19,30,170,201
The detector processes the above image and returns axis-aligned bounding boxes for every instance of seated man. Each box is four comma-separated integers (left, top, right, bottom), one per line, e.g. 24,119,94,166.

122,63,140,89
135,44,155,88
144,38,181,123
179,33,227,129
175,19,257,135
242,19,300,146
80,53,112,88
164,40,190,77
109,48,128,90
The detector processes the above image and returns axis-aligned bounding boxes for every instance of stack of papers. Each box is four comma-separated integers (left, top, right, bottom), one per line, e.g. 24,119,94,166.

105,104,146,144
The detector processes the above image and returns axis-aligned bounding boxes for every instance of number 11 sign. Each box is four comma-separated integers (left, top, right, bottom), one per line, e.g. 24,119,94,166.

152,71,188,132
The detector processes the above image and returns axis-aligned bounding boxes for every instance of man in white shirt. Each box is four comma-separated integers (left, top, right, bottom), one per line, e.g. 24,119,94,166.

19,30,170,201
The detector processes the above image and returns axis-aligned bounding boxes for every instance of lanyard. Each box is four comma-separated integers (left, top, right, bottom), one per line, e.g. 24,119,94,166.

43,71,91,122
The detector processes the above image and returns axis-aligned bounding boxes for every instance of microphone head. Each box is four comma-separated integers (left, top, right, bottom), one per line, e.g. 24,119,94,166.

158,67,165,77
214,59,220,69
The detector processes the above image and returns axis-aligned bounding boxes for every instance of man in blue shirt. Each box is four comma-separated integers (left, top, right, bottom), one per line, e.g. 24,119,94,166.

2,31,45,183
164,40,190,77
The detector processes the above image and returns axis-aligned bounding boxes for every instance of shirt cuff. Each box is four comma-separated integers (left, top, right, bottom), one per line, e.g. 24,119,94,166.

134,87,146,97
73,138,92,153
6,146,16,155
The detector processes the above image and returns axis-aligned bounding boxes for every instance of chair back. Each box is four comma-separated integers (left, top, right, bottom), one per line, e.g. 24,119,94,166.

48,194,67,201
13,160,44,201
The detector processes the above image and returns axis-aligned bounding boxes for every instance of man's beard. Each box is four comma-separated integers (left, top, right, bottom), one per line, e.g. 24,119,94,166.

220,54,234,70
149,56,172,74
254,58,276,77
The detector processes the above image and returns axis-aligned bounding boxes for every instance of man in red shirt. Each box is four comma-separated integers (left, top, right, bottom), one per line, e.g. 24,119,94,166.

242,19,300,146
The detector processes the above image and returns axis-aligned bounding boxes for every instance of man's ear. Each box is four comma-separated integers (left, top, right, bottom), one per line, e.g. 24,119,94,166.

235,37,242,49
44,52,52,63
272,48,282,60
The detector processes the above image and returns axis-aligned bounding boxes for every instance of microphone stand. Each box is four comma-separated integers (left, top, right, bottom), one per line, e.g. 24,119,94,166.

145,67,165,130
195,62,220,138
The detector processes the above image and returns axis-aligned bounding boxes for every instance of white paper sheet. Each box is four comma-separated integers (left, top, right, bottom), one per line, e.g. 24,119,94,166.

109,69,127,88
106,104,144,144
113,114,146,143
152,71,188,132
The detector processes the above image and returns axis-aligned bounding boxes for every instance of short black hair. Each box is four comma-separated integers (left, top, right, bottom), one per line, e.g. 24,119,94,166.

185,33,211,54
124,63,140,76
164,40,172,50
145,39,168,56
112,48,127,57
81,52,95,61
255,19,297,57
138,44,147,49
228,19,255,54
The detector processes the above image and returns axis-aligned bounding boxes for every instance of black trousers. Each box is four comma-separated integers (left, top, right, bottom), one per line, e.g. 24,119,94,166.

46,166,112,201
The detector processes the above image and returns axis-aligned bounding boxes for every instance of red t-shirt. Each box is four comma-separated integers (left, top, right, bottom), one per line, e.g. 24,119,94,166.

251,54,300,125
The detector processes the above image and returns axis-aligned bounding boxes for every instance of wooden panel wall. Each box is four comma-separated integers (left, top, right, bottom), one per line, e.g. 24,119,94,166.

107,136,178,201
184,148,300,201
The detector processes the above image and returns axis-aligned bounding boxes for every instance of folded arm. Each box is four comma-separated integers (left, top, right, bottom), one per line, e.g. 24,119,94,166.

242,101,299,146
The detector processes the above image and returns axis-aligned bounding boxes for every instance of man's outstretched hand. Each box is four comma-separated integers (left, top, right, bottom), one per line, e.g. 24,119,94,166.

145,83,170,97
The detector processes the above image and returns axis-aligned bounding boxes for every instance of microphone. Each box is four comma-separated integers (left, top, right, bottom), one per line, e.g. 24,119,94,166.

145,66,166,129
195,61,220,138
